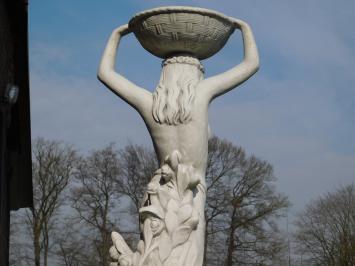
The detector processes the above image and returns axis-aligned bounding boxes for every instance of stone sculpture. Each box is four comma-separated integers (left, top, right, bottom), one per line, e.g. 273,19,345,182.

97,6,259,266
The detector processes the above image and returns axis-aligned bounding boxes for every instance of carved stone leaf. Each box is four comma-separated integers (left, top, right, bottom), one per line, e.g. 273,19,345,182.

157,189,172,209
158,232,173,262
137,240,145,255
147,174,161,192
177,204,192,224
132,253,141,266
166,199,179,212
143,219,153,251
166,150,181,171
181,190,193,205
184,209,199,229
171,225,192,248
165,210,179,234
158,187,179,209
177,165,191,198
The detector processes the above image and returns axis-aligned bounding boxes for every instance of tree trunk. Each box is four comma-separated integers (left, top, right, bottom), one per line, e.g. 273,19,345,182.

43,221,49,266
224,208,237,266
33,224,41,266
224,229,235,266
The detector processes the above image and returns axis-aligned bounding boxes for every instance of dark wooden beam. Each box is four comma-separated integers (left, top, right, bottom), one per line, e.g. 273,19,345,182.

0,101,10,266
0,0,32,264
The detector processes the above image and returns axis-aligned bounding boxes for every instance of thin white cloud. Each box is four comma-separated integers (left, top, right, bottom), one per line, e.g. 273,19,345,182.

209,72,354,211
30,59,151,152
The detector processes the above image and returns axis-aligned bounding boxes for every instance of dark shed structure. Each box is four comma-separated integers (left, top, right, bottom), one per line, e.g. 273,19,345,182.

0,0,33,265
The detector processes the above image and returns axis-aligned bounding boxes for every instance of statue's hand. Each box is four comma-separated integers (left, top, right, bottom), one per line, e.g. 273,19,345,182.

109,232,134,266
228,17,249,30
112,231,133,255
109,245,119,266
112,24,131,37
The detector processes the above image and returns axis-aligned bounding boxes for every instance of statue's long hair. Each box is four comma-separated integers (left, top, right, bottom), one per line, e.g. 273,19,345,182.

152,56,204,125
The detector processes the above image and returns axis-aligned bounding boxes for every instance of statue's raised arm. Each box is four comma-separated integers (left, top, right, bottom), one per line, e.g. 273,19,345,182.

97,24,152,116
200,18,259,102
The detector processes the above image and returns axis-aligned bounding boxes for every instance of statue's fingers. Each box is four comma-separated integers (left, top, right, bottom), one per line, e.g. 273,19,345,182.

109,245,119,260
111,231,133,255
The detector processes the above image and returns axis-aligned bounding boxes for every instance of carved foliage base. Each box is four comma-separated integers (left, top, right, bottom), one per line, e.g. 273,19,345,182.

110,150,203,266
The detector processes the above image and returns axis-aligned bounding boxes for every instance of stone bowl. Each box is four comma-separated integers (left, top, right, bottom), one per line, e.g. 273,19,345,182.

129,6,235,60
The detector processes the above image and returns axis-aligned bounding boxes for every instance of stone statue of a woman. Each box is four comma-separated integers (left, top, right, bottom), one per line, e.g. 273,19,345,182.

98,7,259,266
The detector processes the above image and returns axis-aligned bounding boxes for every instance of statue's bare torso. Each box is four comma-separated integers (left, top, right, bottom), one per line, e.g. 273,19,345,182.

141,90,209,177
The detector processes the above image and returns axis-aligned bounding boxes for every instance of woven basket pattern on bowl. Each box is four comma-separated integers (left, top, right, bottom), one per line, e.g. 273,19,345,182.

130,7,234,59
142,13,230,42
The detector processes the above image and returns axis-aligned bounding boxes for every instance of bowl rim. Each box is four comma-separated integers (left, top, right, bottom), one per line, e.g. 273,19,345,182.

129,6,234,28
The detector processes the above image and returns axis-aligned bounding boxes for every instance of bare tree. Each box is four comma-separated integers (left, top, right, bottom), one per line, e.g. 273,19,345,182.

70,144,121,266
115,143,157,213
13,138,78,266
294,184,355,266
223,155,289,265
53,218,93,266
113,143,157,246
10,138,288,265
204,137,289,266
204,136,245,265
9,210,31,266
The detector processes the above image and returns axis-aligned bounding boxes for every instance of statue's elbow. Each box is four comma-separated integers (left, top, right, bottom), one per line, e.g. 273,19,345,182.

246,59,259,76
243,55,259,75
97,72,102,82
97,67,104,81
250,55,260,74
97,67,109,83
253,62,260,74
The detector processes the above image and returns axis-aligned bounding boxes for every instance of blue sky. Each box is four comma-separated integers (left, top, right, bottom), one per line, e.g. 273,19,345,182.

29,0,355,218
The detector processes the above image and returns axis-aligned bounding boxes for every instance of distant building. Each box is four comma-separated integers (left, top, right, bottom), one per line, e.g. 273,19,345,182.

0,0,33,265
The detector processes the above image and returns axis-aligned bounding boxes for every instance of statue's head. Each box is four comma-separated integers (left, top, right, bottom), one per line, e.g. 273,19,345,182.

152,55,204,125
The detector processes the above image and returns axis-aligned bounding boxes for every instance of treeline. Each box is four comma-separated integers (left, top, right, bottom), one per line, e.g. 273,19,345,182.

9,137,355,265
